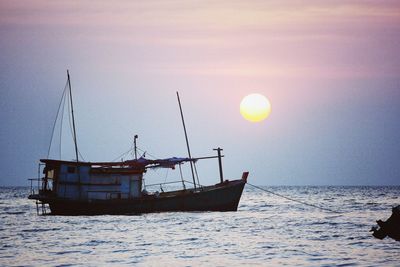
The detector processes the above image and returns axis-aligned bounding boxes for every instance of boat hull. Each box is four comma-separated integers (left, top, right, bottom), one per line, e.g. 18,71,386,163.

36,179,246,215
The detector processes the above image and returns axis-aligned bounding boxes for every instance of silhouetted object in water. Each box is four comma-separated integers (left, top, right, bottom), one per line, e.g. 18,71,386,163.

371,205,400,241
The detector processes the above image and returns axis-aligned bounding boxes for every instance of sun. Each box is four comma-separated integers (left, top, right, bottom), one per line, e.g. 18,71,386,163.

240,93,271,122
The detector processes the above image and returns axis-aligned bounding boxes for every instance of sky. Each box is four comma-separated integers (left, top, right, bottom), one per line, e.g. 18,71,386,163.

0,0,399,186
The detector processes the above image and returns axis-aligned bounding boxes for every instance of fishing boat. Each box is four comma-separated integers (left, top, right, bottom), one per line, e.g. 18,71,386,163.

28,71,248,215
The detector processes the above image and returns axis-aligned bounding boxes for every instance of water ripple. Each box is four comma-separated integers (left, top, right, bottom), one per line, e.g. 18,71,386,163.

0,186,399,266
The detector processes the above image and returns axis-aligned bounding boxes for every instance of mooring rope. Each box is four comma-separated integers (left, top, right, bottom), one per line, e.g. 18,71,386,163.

246,182,341,214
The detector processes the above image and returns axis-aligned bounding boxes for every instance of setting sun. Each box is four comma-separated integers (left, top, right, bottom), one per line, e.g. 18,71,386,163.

240,93,271,122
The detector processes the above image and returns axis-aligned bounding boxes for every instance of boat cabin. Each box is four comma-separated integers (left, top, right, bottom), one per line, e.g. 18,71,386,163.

40,159,145,201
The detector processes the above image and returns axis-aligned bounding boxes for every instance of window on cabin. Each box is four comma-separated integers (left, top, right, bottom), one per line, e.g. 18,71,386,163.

47,169,54,179
67,166,76,173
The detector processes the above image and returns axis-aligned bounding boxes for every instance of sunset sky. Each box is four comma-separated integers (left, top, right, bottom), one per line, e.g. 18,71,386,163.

1,0,399,186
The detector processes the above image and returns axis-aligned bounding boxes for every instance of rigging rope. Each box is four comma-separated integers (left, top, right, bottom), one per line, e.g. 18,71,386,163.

66,89,86,161
246,182,341,214
47,81,68,158
193,162,201,188
59,85,67,159
111,147,134,162
163,168,169,184
47,80,86,161
111,144,158,162
136,146,158,159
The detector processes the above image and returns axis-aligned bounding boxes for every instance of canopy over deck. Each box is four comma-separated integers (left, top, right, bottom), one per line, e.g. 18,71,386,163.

40,155,220,170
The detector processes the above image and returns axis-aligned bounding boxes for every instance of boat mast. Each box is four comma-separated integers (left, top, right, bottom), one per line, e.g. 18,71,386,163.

67,70,79,164
176,92,196,189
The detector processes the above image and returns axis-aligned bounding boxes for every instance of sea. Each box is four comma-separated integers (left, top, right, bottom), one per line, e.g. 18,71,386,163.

0,186,399,266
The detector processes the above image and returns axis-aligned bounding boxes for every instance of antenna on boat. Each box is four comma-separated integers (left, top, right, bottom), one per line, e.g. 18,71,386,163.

213,147,224,183
176,91,197,189
67,70,79,164
134,135,138,160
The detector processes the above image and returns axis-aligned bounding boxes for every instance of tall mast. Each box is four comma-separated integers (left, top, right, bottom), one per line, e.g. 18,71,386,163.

67,70,79,163
176,92,196,189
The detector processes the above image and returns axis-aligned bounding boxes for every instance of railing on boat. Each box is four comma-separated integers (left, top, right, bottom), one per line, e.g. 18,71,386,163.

144,179,203,193
28,162,50,215
28,177,49,215
28,163,47,195
28,178,40,195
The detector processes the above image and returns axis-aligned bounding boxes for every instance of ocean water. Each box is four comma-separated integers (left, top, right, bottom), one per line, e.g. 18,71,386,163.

0,186,399,266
